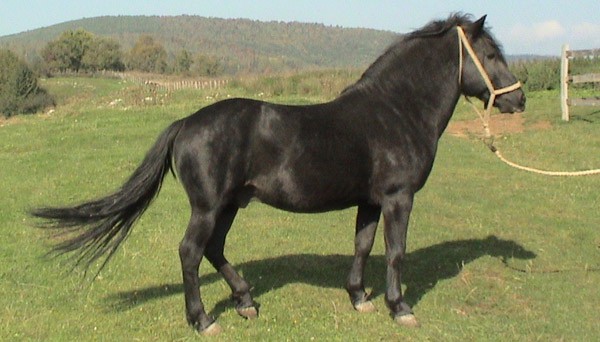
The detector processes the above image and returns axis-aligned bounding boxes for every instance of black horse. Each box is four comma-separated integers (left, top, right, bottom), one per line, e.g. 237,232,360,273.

32,14,525,334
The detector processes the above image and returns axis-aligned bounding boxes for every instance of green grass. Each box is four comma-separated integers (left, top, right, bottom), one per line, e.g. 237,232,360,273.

1,76,599,340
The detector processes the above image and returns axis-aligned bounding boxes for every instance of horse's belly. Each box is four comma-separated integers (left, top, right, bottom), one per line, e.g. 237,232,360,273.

248,171,363,213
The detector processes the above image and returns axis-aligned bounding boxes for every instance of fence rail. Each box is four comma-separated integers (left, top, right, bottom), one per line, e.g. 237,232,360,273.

566,48,600,58
560,44,600,121
99,71,229,92
143,79,229,91
570,73,600,84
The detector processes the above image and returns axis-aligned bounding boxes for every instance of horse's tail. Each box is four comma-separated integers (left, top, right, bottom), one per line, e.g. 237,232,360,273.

31,119,185,274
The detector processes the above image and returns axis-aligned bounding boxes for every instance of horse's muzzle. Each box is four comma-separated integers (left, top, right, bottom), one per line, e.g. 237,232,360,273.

496,90,526,114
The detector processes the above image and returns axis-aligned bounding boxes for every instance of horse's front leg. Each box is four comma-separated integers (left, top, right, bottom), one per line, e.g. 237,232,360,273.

346,204,380,312
382,190,419,327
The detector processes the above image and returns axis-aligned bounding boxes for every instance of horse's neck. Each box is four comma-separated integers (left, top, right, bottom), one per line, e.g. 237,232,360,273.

353,37,462,139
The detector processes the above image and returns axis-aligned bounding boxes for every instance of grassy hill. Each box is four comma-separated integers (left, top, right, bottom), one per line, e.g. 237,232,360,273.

0,15,398,74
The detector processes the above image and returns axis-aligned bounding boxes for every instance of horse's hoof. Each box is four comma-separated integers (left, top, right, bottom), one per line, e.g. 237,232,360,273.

354,300,377,313
395,314,420,328
201,322,223,336
237,306,258,319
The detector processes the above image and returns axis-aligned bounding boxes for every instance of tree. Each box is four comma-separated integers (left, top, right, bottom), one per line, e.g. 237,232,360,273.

42,29,94,72
82,37,125,72
194,54,224,77
127,35,168,73
174,49,193,75
0,49,54,117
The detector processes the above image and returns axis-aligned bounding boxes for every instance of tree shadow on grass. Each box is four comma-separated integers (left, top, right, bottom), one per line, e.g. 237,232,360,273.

105,235,535,318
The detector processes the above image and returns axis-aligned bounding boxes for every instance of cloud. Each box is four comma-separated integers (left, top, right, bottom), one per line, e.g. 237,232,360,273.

503,20,570,54
509,20,566,42
564,22,600,51
572,22,600,36
532,21,566,40
504,20,600,55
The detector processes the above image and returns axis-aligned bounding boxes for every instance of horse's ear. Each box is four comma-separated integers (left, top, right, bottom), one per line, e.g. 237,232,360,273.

470,15,487,38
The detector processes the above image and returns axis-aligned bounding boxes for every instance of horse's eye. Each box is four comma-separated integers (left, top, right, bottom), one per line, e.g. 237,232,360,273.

487,53,496,60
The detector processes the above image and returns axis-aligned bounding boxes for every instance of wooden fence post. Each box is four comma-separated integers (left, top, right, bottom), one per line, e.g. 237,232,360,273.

560,45,600,121
560,44,570,121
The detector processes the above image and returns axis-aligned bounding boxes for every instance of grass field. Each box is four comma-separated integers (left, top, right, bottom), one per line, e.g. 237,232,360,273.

1,76,599,341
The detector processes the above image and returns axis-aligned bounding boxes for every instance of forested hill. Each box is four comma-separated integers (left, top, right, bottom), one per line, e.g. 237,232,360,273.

0,15,399,74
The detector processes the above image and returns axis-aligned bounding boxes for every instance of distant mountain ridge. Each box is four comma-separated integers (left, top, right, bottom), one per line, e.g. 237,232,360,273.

0,15,399,74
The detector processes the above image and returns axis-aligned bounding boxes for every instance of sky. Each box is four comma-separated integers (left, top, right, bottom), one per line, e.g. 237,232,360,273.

1,0,599,56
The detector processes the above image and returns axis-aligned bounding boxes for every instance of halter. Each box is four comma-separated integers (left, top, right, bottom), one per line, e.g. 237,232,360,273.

456,26,522,137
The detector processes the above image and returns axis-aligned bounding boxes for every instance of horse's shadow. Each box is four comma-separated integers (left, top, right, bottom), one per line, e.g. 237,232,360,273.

105,235,535,317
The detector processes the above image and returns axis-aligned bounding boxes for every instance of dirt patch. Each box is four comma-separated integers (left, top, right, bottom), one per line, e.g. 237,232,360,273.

447,112,551,138
0,116,19,127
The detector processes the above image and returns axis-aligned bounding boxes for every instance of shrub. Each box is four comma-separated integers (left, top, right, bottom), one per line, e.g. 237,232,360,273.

510,57,600,92
510,58,560,92
0,49,55,117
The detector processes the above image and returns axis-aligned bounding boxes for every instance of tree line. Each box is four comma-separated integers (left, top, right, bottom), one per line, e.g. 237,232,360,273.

39,29,224,77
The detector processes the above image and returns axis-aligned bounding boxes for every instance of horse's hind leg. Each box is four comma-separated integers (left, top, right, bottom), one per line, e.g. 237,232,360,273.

346,204,381,313
179,209,221,334
204,204,257,319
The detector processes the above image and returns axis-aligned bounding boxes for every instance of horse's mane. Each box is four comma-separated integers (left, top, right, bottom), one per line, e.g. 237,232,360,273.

406,13,474,39
343,13,505,95
406,13,505,60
